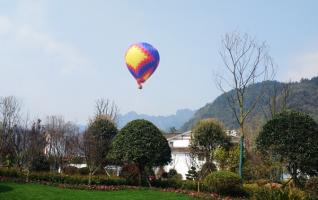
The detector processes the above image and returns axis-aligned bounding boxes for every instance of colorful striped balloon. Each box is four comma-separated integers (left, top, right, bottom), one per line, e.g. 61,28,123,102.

125,42,160,89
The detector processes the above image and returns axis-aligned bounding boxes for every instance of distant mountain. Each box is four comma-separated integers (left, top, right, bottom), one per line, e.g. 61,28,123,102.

181,76,318,131
118,109,195,132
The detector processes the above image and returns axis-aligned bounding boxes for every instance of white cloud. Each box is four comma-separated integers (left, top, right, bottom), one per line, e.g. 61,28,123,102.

0,0,90,75
0,16,12,35
286,51,318,81
16,24,89,74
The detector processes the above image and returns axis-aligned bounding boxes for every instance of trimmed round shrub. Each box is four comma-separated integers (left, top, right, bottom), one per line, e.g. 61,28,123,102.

167,169,182,180
199,162,217,178
204,171,243,195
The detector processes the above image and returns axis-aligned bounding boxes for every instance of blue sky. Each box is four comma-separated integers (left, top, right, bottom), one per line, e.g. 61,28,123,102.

0,0,317,124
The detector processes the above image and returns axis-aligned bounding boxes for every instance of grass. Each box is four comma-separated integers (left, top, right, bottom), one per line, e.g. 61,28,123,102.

0,182,198,200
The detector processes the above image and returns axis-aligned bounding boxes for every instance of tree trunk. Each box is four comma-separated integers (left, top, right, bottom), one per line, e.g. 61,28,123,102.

88,171,92,186
239,124,244,179
145,172,152,188
288,164,302,188
138,165,142,186
197,180,200,192
26,169,30,183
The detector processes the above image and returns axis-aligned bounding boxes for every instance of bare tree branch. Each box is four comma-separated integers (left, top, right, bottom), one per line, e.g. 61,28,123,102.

216,32,275,137
95,98,119,123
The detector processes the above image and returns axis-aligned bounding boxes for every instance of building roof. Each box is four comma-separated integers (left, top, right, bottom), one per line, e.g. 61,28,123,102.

166,131,191,141
164,133,181,139
167,130,240,153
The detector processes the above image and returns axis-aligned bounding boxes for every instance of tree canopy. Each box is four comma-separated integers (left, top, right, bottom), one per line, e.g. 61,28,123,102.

190,118,231,162
110,119,171,185
83,115,117,183
257,110,318,186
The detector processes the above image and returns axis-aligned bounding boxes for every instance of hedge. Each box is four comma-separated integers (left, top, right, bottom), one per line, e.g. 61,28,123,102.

0,168,127,186
204,171,244,196
244,183,316,200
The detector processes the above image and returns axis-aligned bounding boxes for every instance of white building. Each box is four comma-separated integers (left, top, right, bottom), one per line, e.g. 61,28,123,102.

164,130,239,179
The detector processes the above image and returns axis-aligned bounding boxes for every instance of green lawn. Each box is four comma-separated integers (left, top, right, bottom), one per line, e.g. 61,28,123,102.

0,182,197,200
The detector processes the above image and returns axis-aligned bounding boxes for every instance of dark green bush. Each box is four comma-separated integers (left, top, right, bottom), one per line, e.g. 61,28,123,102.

181,180,209,191
305,177,318,197
181,180,197,190
151,179,208,192
151,179,182,189
252,187,289,200
78,167,89,175
167,169,182,180
204,170,243,196
0,168,126,186
198,162,217,178
244,183,315,200
167,169,178,178
244,183,262,197
98,176,127,186
119,164,139,185
0,168,20,178
31,154,50,172
63,166,79,175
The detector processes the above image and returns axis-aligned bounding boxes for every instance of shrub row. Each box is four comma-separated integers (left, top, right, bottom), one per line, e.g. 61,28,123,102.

151,179,205,191
0,168,240,195
2,167,315,199
0,168,127,186
244,183,317,200
152,171,244,196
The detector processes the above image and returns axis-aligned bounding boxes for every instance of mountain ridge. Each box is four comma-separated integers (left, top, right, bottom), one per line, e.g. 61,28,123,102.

181,76,318,131
118,109,195,132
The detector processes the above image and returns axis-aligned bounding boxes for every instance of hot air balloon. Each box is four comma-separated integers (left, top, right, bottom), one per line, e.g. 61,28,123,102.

125,42,160,89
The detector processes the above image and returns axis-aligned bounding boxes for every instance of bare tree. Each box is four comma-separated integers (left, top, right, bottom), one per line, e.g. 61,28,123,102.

11,114,31,170
63,122,82,165
82,130,99,184
44,116,80,172
95,98,119,123
0,96,22,166
216,32,275,178
262,81,292,120
23,119,46,181
0,96,21,131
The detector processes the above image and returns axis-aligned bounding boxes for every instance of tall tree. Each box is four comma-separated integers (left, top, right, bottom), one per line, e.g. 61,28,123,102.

24,119,47,180
83,115,117,185
44,116,80,172
190,118,230,163
214,145,240,172
257,110,318,187
216,32,274,178
111,119,171,187
0,96,22,166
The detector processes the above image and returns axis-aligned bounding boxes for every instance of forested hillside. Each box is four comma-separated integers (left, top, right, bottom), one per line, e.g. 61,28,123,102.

181,76,318,131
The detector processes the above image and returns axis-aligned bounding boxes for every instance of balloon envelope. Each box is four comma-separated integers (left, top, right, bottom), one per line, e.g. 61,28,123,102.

125,42,160,89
